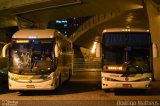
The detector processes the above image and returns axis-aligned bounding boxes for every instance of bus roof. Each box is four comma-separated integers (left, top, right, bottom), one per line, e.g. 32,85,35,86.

12,29,61,39
102,28,150,33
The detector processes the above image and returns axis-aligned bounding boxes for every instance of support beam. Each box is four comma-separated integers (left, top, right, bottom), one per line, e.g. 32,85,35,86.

16,16,47,29
0,0,50,10
15,0,82,15
16,16,34,29
0,18,17,28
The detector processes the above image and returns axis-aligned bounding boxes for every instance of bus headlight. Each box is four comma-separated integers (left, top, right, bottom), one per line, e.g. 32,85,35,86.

149,77,152,81
140,77,152,81
102,77,105,80
45,76,54,80
45,73,56,80
9,76,18,81
102,77,117,81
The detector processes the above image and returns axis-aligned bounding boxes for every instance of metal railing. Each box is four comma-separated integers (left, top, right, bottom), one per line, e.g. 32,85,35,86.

73,58,102,71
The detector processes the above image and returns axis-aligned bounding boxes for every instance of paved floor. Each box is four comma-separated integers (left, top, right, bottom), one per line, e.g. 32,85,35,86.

0,71,159,106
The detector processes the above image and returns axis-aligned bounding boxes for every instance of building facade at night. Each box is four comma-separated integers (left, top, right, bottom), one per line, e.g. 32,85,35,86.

47,16,91,37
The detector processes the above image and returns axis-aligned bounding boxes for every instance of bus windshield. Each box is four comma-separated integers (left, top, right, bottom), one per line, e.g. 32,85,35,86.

10,39,55,75
103,46,150,73
102,32,151,73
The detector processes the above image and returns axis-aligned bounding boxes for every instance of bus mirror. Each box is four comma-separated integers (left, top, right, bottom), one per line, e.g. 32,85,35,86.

152,43,158,58
55,44,59,57
2,43,11,58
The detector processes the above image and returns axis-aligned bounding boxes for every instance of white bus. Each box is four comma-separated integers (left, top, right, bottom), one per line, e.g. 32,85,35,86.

3,29,72,90
101,28,152,90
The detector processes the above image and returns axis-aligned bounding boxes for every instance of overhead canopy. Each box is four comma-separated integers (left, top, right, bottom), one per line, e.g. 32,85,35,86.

0,0,143,28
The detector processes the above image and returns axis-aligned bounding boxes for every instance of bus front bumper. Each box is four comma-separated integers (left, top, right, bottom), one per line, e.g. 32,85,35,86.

102,81,151,89
9,79,57,90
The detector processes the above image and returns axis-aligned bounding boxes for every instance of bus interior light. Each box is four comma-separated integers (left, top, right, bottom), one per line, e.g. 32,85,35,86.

28,36,37,39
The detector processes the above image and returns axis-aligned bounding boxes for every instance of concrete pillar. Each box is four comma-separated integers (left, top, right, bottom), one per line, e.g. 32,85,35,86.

146,0,160,80
96,43,101,58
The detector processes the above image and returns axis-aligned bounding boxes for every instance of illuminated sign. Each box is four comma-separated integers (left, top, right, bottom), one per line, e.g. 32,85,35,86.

56,20,68,24
103,65,125,71
16,40,29,43
108,66,123,70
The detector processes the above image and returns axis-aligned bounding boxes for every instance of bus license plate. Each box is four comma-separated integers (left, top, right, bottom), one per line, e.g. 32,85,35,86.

123,84,132,88
26,85,35,88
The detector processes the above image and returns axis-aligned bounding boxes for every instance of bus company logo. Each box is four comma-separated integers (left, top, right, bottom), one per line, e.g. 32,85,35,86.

125,77,129,81
28,80,32,83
